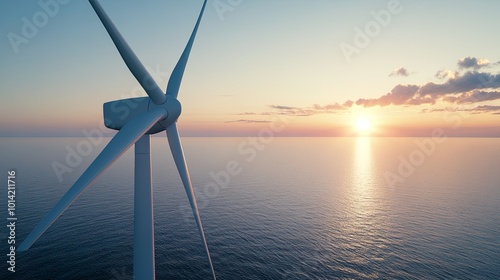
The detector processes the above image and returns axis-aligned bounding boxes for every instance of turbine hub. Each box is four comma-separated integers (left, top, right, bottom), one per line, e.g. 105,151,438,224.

149,96,181,128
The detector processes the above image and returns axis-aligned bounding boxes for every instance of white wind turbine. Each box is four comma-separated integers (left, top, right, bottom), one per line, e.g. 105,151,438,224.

18,0,216,279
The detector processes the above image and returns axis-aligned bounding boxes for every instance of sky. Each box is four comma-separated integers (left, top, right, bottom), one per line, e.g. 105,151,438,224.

1,0,499,137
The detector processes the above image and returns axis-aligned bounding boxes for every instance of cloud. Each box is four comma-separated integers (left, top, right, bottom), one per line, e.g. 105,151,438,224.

247,71,500,116
458,56,490,69
354,71,500,107
435,69,458,80
389,67,410,77
420,71,500,95
355,84,422,107
224,119,271,123
270,105,299,110
238,57,500,117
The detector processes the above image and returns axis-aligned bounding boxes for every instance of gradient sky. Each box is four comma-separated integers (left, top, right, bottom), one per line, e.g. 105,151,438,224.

1,0,499,137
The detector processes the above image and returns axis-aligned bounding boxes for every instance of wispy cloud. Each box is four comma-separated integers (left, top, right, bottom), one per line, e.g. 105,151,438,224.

422,105,500,114
269,105,316,116
389,67,410,77
268,103,349,116
473,105,500,114
234,103,349,118
237,112,258,115
224,119,271,123
443,90,500,104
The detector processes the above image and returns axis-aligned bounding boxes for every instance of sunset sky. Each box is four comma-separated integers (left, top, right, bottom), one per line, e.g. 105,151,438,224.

1,0,499,137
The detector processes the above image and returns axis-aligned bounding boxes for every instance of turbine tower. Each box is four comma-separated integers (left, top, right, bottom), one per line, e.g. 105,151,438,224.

18,0,216,279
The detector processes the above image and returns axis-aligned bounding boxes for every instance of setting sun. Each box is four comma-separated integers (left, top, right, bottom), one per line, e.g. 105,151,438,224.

356,118,372,134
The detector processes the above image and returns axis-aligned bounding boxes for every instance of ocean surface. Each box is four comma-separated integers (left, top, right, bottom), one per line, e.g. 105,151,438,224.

1,137,499,279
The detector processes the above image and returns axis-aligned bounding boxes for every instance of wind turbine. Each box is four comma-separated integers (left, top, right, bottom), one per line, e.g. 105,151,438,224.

18,0,216,279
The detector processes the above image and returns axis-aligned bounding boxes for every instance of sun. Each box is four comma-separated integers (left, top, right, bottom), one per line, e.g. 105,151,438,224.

356,118,372,134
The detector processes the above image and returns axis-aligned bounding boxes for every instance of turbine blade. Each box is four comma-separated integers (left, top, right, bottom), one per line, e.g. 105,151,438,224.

165,123,216,280
89,0,166,105
166,0,207,98
18,109,167,251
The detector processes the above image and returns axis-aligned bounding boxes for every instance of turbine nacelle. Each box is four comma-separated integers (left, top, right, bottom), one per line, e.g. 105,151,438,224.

103,96,181,134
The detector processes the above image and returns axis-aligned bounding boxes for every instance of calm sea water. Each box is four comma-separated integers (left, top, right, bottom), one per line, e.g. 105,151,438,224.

1,137,499,279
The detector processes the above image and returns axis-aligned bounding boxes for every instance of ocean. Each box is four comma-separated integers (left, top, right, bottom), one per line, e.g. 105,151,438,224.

1,137,499,279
